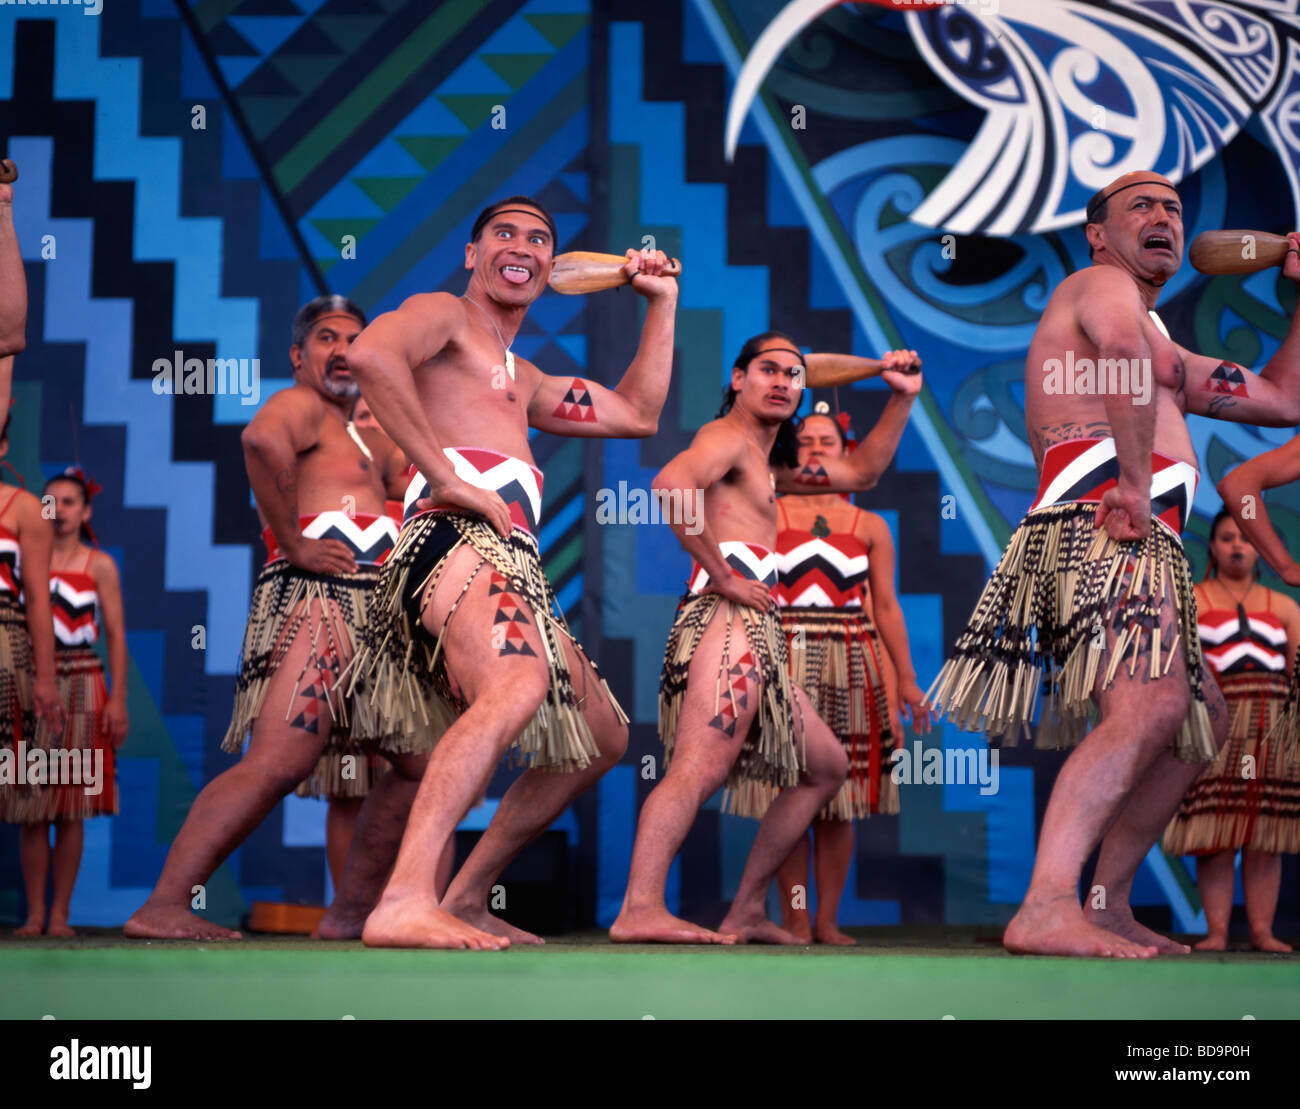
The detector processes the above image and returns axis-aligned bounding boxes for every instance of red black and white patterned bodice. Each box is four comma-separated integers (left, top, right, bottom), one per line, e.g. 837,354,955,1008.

774,507,868,608
262,510,400,567
1198,604,1289,676
688,541,778,594
403,447,545,536
1029,437,1199,538
0,520,19,600
50,567,100,648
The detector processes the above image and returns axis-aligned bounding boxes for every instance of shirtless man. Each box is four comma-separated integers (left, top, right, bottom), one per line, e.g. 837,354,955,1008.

611,332,921,943
126,295,419,940
339,195,676,950
0,168,27,416
926,172,1300,957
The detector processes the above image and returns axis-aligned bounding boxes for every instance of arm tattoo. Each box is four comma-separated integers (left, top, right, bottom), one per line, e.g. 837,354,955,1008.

792,461,831,487
1207,394,1237,418
1206,361,1248,398
275,467,297,495
552,378,597,423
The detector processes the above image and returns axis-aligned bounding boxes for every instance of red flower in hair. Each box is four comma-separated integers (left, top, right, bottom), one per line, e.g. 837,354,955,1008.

64,466,103,500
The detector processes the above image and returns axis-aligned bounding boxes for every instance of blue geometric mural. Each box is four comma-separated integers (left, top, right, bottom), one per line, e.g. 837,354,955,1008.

1,0,1296,932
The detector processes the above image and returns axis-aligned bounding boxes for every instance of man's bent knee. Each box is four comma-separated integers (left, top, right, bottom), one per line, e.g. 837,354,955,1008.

804,736,848,789
470,663,551,732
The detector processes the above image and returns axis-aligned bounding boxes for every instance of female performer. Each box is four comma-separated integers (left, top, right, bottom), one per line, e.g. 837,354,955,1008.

772,403,929,944
0,409,67,934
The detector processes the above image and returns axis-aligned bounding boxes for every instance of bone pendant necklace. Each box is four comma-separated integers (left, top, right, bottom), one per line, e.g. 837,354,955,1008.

464,294,515,381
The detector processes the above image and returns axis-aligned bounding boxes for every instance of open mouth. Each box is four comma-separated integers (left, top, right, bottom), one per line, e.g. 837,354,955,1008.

1143,234,1174,252
500,263,533,286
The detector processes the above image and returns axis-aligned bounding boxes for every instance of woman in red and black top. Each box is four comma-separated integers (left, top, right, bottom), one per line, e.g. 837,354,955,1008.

0,408,67,934
1164,508,1300,951
10,470,128,937
770,406,929,944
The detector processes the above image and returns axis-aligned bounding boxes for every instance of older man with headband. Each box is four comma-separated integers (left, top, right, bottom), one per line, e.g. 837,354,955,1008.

927,172,1300,957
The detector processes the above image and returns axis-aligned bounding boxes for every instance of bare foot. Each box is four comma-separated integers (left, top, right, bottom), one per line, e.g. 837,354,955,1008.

362,892,508,951
814,921,858,946
444,898,544,945
46,920,76,939
1249,932,1293,953
314,904,368,941
1005,898,1157,958
610,906,737,944
718,909,802,945
124,902,242,941
782,910,813,944
1193,932,1228,952
14,917,44,938
1085,904,1189,954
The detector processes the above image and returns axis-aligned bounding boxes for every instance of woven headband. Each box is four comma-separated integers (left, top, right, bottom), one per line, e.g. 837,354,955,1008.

473,206,557,243
746,346,805,365
1086,179,1179,223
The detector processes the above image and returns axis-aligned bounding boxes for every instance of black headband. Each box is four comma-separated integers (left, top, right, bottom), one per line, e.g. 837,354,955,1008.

746,346,805,365
473,205,557,243
1086,179,1180,223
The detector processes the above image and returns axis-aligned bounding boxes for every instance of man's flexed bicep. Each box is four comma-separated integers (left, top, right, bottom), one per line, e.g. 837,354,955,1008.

527,369,657,438
1182,347,1300,426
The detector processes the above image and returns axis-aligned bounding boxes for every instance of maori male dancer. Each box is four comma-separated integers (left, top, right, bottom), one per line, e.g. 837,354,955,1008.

926,172,1300,957
611,332,921,943
340,196,676,950
126,295,415,940
0,167,25,417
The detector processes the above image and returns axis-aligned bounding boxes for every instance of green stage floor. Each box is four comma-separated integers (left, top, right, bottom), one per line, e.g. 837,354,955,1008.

1,927,1296,1019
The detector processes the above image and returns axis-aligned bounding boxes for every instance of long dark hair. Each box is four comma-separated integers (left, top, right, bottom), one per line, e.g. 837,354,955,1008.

718,330,801,470
1204,507,1260,581
44,472,96,546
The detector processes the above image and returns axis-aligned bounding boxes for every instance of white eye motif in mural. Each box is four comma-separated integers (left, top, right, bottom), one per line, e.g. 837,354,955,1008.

726,0,1300,234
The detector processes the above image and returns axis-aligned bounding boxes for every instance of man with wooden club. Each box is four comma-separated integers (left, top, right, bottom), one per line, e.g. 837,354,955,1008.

340,195,677,949
926,170,1300,958
611,331,922,944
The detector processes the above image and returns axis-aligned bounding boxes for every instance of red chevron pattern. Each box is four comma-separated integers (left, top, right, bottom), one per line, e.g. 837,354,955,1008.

0,529,18,597
688,541,778,594
261,511,400,567
775,530,868,608
1199,608,1288,675
404,447,545,535
1029,437,1199,537
50,570,100,648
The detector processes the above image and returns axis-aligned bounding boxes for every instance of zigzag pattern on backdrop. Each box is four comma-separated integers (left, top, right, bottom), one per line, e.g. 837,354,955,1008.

0,0,597,921
182,0,594,614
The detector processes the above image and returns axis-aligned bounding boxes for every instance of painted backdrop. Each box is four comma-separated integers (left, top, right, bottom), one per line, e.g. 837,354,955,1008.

2,0,1297,932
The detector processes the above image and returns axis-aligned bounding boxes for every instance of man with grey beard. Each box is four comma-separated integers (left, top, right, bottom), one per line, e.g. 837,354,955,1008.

126,296,423,940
